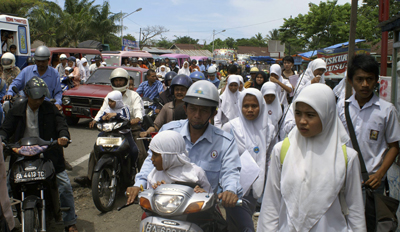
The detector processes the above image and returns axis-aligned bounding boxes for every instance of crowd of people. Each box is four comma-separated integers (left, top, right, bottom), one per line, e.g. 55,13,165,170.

0,43,399,232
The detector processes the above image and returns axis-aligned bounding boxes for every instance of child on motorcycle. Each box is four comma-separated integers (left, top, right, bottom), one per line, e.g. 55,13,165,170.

60,67,74,92
147,130,211,193
99,90,130,122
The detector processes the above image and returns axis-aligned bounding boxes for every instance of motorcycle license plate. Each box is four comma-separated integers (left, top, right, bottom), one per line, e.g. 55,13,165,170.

14,170,45,183
144,222,187,232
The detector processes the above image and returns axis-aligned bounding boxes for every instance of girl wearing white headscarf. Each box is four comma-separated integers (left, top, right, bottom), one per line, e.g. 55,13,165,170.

147,130,211,192
99,90,130,122
294,58,327,98
214,75,241,129
270,64,293,110
178,61,190,76
222,88,275,232
79,58,90,83
261,82,283,127
157,65,168,78
257,84,365,232
238,75,244,91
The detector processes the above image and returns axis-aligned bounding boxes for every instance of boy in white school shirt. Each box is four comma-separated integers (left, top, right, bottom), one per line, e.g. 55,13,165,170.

337,54,400,194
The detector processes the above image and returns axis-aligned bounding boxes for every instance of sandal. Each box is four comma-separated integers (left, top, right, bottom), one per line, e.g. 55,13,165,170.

65,224,78,232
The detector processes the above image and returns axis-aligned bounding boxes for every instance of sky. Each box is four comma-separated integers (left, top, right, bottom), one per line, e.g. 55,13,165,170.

52,0,354,44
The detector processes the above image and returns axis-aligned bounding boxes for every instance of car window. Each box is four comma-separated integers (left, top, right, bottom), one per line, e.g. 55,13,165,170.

102,55,120,66
84,54,98,65
86,69,141,87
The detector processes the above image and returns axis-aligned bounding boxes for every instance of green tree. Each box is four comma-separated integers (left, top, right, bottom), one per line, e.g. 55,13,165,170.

91,1,122,44
156,36,173,49
174,36,199,44
265,29,280,41
123,33,136,42
0,0,42,17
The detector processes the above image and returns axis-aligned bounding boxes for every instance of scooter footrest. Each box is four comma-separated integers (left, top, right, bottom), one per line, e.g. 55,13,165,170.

60,207,70,212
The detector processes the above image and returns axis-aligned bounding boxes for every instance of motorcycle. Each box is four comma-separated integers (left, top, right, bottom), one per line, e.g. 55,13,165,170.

6,137,69,232
91,117,139,212
2,86,26,118
135,183,242,232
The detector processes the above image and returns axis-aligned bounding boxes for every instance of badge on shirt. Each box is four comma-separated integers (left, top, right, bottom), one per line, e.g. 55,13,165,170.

268,110,272,115
211,150,218,159
370,130,379,141
254,147,260,154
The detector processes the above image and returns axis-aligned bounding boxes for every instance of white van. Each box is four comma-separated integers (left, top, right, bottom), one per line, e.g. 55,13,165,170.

0,14,31,68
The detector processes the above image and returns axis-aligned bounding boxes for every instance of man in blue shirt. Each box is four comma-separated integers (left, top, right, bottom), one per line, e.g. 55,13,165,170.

207,65,220,89
126,80,242,208
136,69,164,112
3,46,63,110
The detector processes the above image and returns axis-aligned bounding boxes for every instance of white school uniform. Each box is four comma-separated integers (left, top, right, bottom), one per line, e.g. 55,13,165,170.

270,64,293,109
337,93,400,175
258,83,365,232
214,75,241,129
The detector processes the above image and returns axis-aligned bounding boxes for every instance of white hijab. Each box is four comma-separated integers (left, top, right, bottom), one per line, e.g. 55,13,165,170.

301,58,327,85
104,91,125,114
230,88,271,198
220,75,240,120
281,83,349,231
261,81,282,126
178,61,190,76
79,58,90,82
147,130,205,188
238,75,244,91
157,65,168,78
270,64,286,104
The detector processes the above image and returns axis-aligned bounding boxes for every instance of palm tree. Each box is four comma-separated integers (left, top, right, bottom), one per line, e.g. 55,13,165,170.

265,29,280,41
91,2,122,44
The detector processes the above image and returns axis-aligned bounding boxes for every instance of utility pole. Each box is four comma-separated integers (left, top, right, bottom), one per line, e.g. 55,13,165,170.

345,0,358,99
379,0,389,76
212,30,215,53
121,10,123,50
139,28,141,50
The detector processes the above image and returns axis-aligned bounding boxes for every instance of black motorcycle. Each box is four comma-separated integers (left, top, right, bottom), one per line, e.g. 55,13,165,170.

6,137,69,232
91,118,138,212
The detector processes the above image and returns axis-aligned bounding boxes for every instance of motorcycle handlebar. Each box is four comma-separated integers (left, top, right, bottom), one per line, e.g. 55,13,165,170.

216,199,242,207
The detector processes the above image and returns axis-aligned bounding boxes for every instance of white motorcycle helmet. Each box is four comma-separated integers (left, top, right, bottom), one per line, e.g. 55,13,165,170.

109,68,129,92
1,52,15,69
207,65,217,75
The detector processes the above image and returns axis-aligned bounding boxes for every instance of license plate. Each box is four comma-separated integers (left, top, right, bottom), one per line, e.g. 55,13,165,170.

72,106,88,115
144,222,187,232
14,171,45,183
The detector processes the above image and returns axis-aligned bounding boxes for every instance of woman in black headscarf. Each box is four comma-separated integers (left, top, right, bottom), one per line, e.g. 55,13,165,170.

251,71,269,90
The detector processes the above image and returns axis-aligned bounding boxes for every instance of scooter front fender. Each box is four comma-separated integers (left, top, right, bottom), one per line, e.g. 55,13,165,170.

22,195,41,210
94,155,116,172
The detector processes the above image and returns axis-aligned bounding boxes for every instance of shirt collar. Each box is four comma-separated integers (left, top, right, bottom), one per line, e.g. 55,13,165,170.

181,120,213,144
32,65,50,77
347,93,380,110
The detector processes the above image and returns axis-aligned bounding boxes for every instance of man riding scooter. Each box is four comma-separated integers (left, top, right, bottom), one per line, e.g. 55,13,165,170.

75,68,145,187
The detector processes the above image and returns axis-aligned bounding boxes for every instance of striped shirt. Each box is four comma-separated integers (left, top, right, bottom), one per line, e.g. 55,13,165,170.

136,80,164,100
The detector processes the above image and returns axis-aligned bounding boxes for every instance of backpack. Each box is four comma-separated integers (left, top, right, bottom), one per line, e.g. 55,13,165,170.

280,137,350,216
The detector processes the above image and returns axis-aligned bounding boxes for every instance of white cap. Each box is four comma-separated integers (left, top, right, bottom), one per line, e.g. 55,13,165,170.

138,58,143,61
60,54,67,59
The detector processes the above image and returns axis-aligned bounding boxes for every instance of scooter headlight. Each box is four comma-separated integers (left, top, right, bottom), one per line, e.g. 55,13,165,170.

102,122,116,132
113,122,123,130
154,194,183,214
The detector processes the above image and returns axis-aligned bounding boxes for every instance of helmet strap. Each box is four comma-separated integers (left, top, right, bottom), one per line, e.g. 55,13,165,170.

189,110,214,130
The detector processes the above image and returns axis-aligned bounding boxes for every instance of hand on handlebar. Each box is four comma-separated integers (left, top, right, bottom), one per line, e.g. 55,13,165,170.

152,180,166,189
218,191,239,208
130,118,140,125
126,186,141,205
3,95,13,101
139,131,149,138
57,137,69,146
89,120,96,129
55,104,62,111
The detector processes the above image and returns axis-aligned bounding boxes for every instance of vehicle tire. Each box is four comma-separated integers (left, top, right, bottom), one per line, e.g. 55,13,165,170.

24,207,41,232
66,116,79,126
92,167,117,212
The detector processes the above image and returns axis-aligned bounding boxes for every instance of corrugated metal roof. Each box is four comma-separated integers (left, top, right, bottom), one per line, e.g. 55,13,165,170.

171,49,212,57
142,47,173,54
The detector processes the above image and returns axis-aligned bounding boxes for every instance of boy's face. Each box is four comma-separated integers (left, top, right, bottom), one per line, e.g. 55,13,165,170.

10,47,16,54
129,79,134,91
108,99,116,108
348,69,378,101
151,151,163,171
65,70,70,76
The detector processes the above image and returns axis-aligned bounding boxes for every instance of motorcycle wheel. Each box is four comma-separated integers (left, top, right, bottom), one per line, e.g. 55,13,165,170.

92,167,117,212
24,207,41,232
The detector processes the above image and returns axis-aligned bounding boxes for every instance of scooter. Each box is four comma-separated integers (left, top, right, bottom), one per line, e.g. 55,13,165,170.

91,117,139,212
136,183,242,232
6,137,69,232
2,86,26,117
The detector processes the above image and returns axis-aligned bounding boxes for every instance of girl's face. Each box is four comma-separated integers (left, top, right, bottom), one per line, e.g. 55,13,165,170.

263,94,276,104
295,102,323,138
313,68,326,77
239,82,244,91
271,73,279,79
108,99,116,109
151,151,163,171
83,62,87,67
242,95,260,121
68,60,74,67
161,67,165,72
228,82,238,93
283,61,293,71
184,63,188,68
256,74,264,85
65,70,70,76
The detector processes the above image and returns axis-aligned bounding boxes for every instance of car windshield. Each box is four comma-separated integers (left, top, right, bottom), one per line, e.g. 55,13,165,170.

86,69,141,87
84,54,99,65
102,55,120,66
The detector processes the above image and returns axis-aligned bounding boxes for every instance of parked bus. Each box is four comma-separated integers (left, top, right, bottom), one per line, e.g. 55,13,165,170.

0,14,31,68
